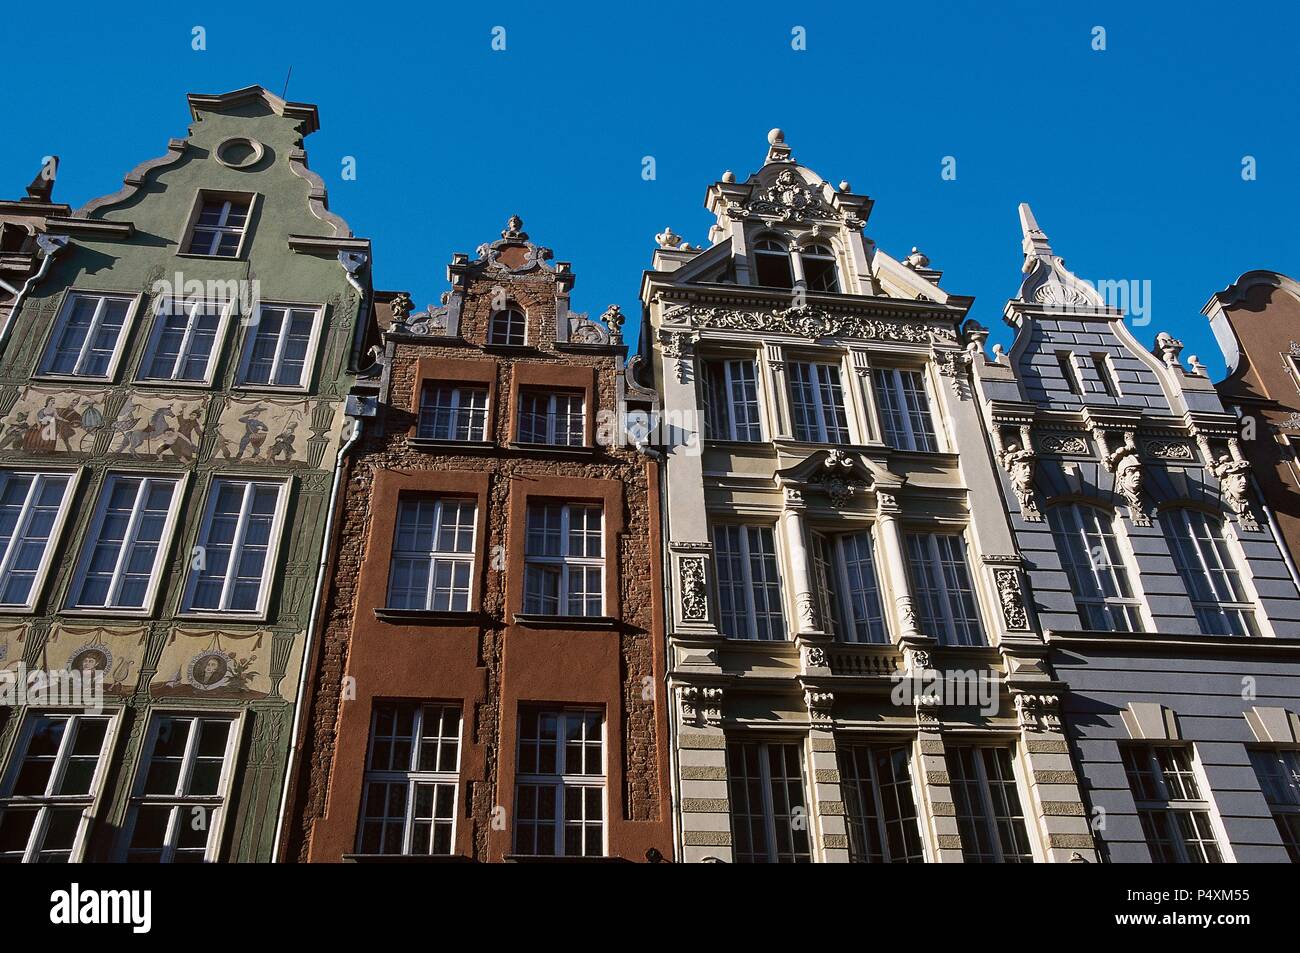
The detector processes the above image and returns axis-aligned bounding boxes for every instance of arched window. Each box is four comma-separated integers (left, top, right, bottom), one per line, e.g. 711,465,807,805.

489,306,526,346
1160,508,1258,636
1046,502,1143,632
800,243,840,293
752,238,794,289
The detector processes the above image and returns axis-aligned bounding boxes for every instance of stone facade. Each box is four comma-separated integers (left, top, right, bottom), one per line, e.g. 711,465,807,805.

642,131,1095,863
971,208,1300,862
0,86,368,862
286,217,673,862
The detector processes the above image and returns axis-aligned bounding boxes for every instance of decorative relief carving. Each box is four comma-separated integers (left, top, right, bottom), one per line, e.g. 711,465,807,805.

802,644,828,669
998,429,1041,522
663,304,957,344
658,329,697,383
993,568,1029,630
796,593,821,632
1196,434,1259,531
679,557,709,623
737,167,838,224
1014,693,1062,732
1099,430,1150,526
1143,440,1194,460
1038,433,1088,455
678,685,724,727
804,689,835,727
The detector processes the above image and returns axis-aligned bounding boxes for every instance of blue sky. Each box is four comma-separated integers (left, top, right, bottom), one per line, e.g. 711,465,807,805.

5,1,1297,377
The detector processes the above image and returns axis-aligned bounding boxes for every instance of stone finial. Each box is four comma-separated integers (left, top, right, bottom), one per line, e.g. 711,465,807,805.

765,127,793,164
1155,331,1184,369
903,246,931,270
655,226,684,249
721,170,736,183
1018,202,1053,261
600,304,625,336
502,214,526,239
838,180,851,192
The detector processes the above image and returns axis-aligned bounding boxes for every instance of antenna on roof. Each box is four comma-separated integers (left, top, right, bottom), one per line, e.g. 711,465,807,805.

281,66,293,100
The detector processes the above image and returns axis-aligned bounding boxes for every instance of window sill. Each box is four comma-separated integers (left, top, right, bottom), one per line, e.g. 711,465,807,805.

373,607,487,625
407,438,496,452
507,441,597,456
503,854,628,863
131,378,216,390
229,384,312,396
513,613,617,630
174,251,244,262
480,343,541,355
342,853,474,864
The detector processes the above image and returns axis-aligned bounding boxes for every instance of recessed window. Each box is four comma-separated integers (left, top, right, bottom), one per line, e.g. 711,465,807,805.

727,740,812,863
1092,353,1121,397
1248,748,1300,862
39,292,137,379
489,307,526,346
0,712,117,863
713,524,785,641
789,360,851,444
752,238,794,289
185,194,252,257
838,743,925,863
872,367,938,452
138,298,231,384
418,384,489,442
1047,503,1143,632
0,470,75,610
514,708,605,857
67,474,182,612
523,503,603,617
237,304,322,389
387,497,476,612
702,359,763,441
358,702,461,856
946,746,1034,863
811,530,887,643
800,243,840,293
905,532,983,646
1122,744,1222,863
182,478,286,615
1056,351,1083,394
516,390,584,446
1161,508,1258,636
123,713,240,862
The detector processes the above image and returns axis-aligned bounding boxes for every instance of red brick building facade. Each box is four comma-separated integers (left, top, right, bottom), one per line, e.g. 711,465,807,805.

284,217,672,861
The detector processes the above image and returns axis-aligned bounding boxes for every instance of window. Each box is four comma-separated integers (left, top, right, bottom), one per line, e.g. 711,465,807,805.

1122,744,1222,863
839,743,925,863
872,367,938,452
752,238,794,289
789,360,851,443
67,474,181,612
516,390,584,446
418,384,489,442
0,713,116,863
489,307,526,346
387,497,476,611
946,745,1034,863
905,532,983,646
713,524,785,640
184,194,251,257
523,503,603,617
123,714,239,862
237,304,321,388
1249,748,1300,862
1056,351,1082,394
702,359,763,442
39,292,137,379
800,243,840,293
728,740,812,863
514,709,604,857
0,470,74,609
811,530,887,643
1161,508,1258,636
357,703,461,856
138,298,230,383
1092,353,1121,397
1046,503,1143,632
182,478,286,615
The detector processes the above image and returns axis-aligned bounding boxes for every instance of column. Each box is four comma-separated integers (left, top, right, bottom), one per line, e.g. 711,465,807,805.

781,488,820,635
675,684,732,863
874,489,921,642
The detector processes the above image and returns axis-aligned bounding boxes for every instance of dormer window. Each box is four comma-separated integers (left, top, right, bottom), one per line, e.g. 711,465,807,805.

800,243,840,293
489,307,527,346
752,239,794,289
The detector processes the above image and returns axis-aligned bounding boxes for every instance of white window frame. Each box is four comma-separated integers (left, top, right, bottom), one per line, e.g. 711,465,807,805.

945,743,1036,863
234,302,325,391
513,708,606,857
799,242,840,293
837,741,927,863
180,476,289,618
386,496,477,612
522,503,605,617
488,307,527,346
65,471,186,616
136,296,236,386
1161,508,1259,637
119,709,245,863
726,738,815,863
356,702,462,856
1248,747,1300,862
37,291,143,381
702,357,764,442
871,366,939,452
713,523,786,641
182,191,256,258
1122,743,1224,863
751,237,795,289
417,384,490,442
0,709,122,863
811,529,889,644
0,468,80,612
1046,502,1145,632
516,389,585,446
904,530,985,646
788,359,853,444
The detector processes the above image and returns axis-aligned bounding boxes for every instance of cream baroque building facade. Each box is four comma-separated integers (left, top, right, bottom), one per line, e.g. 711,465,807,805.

639,131,1097,862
